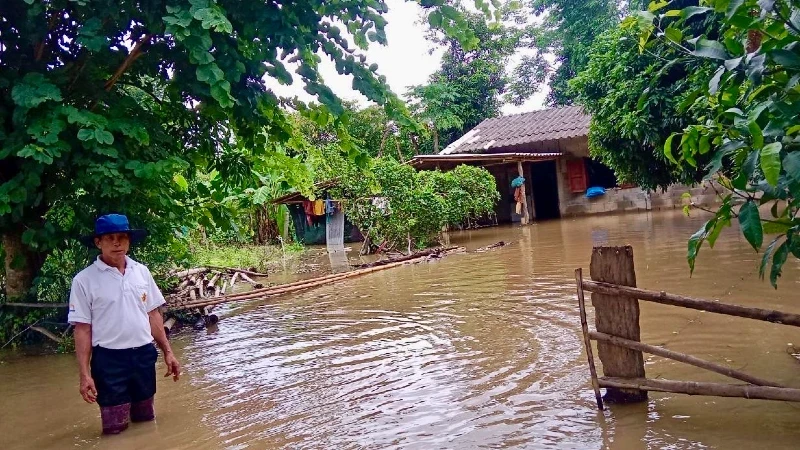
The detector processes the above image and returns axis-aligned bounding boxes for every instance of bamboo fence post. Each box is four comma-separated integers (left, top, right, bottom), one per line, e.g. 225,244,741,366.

575,268,604,410
598,377,800,403
589,331,784,387
590,246,647,403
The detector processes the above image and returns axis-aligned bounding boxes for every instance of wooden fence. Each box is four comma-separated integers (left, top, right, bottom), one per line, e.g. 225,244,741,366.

576,246,800,411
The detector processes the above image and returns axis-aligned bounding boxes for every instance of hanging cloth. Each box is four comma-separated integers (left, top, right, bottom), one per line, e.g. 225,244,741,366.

303,200,314,226
325,199,337,216
313,199,325,216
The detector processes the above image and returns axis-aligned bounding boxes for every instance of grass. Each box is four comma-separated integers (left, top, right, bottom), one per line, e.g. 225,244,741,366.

190,241,305,272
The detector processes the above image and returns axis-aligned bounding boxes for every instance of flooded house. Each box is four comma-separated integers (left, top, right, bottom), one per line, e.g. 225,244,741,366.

409,106,718,224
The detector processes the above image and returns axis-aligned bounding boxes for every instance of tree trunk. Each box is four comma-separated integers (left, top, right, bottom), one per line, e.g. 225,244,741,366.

253,206,278,245
2,229,44,301
589,246,647,403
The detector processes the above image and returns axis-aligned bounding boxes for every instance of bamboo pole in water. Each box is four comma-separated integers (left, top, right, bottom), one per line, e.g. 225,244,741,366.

599,377,800,402
590,331,783,388
575,269,604,411
174,248,462,311
581,280,800,327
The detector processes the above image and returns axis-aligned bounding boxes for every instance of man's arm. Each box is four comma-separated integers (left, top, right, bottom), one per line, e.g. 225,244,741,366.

148,308,181,381
74,323,97,403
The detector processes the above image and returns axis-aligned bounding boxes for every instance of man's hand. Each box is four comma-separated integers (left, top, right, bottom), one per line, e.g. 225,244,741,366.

80,375,98,403
163,351,181,381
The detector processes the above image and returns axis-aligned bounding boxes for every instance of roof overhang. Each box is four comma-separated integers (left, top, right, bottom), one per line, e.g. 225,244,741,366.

409,152,563,170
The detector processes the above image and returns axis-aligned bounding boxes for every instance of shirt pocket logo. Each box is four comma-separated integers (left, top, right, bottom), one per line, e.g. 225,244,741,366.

132,283,149,305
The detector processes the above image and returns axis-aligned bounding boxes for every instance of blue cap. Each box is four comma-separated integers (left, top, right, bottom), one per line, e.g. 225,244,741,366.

80,214,147,246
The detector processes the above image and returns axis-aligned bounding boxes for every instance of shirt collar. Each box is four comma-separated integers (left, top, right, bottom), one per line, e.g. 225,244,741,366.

94,255,136,272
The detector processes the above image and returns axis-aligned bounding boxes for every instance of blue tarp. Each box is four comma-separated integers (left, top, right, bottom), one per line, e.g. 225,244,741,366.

585,186,606,198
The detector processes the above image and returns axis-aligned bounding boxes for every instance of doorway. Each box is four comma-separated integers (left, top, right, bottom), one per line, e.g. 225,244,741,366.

530,160,561,220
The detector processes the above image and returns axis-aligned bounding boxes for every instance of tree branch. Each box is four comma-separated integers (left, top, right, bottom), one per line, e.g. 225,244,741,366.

104,34,152,92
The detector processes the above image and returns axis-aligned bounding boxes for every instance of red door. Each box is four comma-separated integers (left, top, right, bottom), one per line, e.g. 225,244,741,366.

566,159,587,193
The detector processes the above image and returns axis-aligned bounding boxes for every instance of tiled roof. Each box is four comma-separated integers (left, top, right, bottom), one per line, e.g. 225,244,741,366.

441,106,590,154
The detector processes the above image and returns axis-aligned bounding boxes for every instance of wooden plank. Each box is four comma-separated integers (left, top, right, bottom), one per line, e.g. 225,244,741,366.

581,280,800,327
589,246,647,403
590,331,783,387
575,269,604,410
599,377,800,403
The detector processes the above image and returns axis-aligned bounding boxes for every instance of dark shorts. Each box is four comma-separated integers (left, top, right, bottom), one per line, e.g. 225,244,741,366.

91,343,158,407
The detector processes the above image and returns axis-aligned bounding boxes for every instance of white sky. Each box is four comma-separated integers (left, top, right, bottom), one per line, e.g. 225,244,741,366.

269,0,548,115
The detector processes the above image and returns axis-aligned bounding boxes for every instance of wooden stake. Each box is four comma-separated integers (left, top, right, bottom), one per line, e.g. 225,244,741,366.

581,280,800,328
599,377,800,403
589,246,647,403
590,331,783,387
575,268,604,411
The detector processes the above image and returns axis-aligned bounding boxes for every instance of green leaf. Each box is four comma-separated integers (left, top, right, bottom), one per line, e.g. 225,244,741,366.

11,73,63,108
210,81,234,108
77,129,95,141
95,129,114,145
738,201,763,251
784,152,800,184
759,236,781,279
173,174,189,191
648,1,669,12
682,6,712,20
748,121,764,149
94,147,119,158
724,57,743,71
664,133,679,164
760,142,782,186
665,26,683,44
769,242,789,288
688,220,710,274
762,219,793,234
709,66,725,94
196,63,225,84
770,49,800,68
727,0,745,19
707,205,732,248
693,38,729,60
699,135,711,155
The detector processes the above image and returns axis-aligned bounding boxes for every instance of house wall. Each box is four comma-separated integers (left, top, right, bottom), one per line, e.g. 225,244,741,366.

553,159,721,217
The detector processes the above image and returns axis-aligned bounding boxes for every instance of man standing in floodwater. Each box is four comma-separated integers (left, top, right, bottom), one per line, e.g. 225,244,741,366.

68,214,181,434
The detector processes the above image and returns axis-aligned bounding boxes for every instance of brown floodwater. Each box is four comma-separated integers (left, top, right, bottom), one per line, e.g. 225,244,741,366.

2,210,799,449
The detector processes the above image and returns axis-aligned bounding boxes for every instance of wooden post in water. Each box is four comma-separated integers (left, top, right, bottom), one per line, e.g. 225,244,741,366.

517,161,529,225
589,246,647,403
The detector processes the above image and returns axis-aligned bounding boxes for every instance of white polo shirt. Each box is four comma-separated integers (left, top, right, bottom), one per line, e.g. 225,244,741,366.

68,256,166,349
